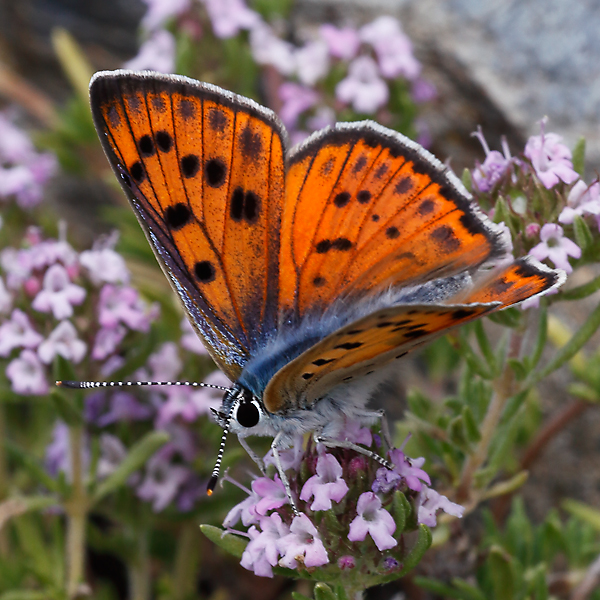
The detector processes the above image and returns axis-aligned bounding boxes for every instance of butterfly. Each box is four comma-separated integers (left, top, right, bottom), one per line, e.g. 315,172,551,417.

89,70,563,505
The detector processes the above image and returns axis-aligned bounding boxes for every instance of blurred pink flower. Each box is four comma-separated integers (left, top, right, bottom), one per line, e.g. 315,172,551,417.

203,0,260,38
359,16,421,80
0,309,43,357
137,451,191,512
249,21,295,76
80,247,130,286
529,223,581,274
0,277,11,313
411,78,437,103
295,40,330,86
180,318,208,355
31,264,85,320
524,118,579,189
472,127,513,192
37,320,87,364
97,391,153,426
92,325,126,360
98,285,156,332
559,180,600,226
278,83,319,129
147,341,182,381
140,0,190,31
6,349,48,395
124,29,176,73
336,55,389,114
320,24,360,60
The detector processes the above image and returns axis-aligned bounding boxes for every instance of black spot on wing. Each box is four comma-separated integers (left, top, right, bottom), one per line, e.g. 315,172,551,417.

240,126,262,157
156,131,173,152
178,98,195,119
386,226,400,239
313,358,335,366
194,261,215,282
130,161,144,183
205,158,227,188
334,191,351,208
165,203,191,230
334,341,363,350
181,154,200,178
138,135,155,157
431,225,461,252
208,108,227,131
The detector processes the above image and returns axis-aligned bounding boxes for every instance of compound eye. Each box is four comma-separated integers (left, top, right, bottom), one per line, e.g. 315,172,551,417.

236,400,260,428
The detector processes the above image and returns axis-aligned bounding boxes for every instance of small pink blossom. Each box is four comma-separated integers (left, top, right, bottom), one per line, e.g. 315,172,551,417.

92,325,126,360
189,370,231,416
140,0,190,31
203,0,260,38
529,223,581,274
359,16,421,80
45,421,90,478
372,448,431,494
277,514,329,569
96,392,153,427
263,434,304,472
180,318,209,355
98,285,156,332
348,492,397,551
524,118,579,189
336,55,389,114
300,453,349,511
249,21,296,76
124,29,176,73
146,342,182,381
320,24,360,60
0,277,12,313
80,247,130,286
96,434,128,480
240,513,290,578
278,83,319,130
31,264,86,319
0,309,43,356
471,127,513,192
37,320,87,364
223,487,260,528
252,475,289,514
295,40,330,86
411,78,437,103
306,107,336,132
137,451,190,512
559,180,600,226
6,349,48,395
156,386,196,426
417,485,464,527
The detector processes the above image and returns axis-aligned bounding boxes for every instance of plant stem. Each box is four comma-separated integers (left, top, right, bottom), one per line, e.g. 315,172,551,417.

130,529,151,600
173,525,200,600
65,425,88,598
456,331,521,505
0,399,8,556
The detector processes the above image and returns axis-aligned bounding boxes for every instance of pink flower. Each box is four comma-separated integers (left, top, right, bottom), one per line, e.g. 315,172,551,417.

96,434,128,480
180,318,208,355
336,56,389,114
559,180,600,226
0,277,12,313
203,0,260,38
146,342,181,381
37,320,87,364
295,40,330,86
6,349,48,395
320,24,360,60
80,247,130,286
278,83,319,130
98,285,156,332
223,487,260,528
337,418,373,447
0,309,43,356
348,492,397,551
96,392,153,426
372,448,431,494
45,421,90,479
249,21,295,76
140,0,190,31
137,451,191,512
524,118,579,189
31,264,86,319
411,78,437,103
92,325,126,360
529,223,581,274
306,107,336,132
252,475,289,514
417,486,464,527
189,370,231,416
359,16,421,80
263,434,304,473
300,453,349,511
471,127,513,192
277,514,329,569
156,386,196,426
240,513,290,578
124,29,176,73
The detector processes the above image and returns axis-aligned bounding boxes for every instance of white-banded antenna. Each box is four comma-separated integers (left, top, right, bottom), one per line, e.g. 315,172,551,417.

56,380,230,391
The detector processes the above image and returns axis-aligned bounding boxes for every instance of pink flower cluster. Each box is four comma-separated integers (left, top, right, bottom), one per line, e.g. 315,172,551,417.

0,112,57,208
223,425,463,578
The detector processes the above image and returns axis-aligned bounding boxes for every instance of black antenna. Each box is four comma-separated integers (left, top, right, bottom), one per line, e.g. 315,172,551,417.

56,380,229,391
207,415,231,495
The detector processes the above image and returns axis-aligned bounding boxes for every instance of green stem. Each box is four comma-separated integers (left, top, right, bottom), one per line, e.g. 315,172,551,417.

0,399,8,556
457,331,521,505
130,529,151,600
65,425,88,598
173,525,200,600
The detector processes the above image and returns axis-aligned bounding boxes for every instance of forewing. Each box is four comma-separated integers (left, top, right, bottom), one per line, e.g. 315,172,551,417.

90,70,286,378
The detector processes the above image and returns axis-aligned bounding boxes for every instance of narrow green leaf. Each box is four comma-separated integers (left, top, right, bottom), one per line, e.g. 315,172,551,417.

395,524,432,577
4,441,60,493
448,416,468,449
488,545,514,600
450,578,488,600
292,593,313,600
314,583,337,600
482,471,528,500
493,196,512,226
462,406,481,443
474,321,496,374
529,305,547,370
392,491,409,532
49,389,83,427
508,358,528,381
461,168,473,192
0,591,56,600
559,273,600,301
572,214,594,253
561,499,600,531
413,576,465,598
532,301,600,384
199,524,248,558
93,431,170,503
572,137,586,176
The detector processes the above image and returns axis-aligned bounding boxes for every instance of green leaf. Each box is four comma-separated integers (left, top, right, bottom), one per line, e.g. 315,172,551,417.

559,273,600,301
413,576,466,598
474,321,496,374
0,496,58,530
391,524,432,580
562,499,600,531
532,301,600,384
488,545,514,600
0,591,57,600
572,137,586,177
199,524,248,558
314,583,337,600
392,491,409,532
4,441,60,493
449,578,487,600
572,214,594,253
49,389,83,427
462,406,481,443
461,168,473,193
508,358,528,381
292,593,313,600
529,305,548,370
93,431,170,503
482,471,528,500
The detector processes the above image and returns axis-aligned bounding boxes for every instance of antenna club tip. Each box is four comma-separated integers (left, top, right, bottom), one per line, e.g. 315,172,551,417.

207,475,219,495
56,380,80,388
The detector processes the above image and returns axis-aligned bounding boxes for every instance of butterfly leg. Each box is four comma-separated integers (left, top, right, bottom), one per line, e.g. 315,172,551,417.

313,433,393,471
271,432,300,516
238,437,266,475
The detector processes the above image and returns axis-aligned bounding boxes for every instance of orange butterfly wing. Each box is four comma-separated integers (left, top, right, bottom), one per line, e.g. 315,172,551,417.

90,71,286,379
279,123,506,318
